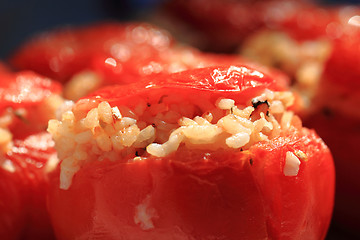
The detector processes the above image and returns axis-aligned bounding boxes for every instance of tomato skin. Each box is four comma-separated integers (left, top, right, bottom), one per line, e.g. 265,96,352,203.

48,128,334,240
82,65,288,112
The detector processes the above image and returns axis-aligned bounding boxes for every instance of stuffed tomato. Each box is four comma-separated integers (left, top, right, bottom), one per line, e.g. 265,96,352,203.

47,65,334,240
0,67,62,239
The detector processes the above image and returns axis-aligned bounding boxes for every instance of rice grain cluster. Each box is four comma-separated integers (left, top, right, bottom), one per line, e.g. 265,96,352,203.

48,89,301,189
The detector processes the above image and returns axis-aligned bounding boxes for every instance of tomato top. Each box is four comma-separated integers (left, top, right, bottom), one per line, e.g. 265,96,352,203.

78,65,288,113
0,70,61,109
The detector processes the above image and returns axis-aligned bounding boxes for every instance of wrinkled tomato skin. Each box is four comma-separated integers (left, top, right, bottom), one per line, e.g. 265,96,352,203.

48,128,334,240
0,165,27,240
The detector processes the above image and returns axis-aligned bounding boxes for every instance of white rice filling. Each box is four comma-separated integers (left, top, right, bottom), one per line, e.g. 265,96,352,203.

241,30,332,105
48,90,300,190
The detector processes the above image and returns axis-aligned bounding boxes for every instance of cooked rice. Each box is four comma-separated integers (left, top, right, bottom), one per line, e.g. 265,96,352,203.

0,128,13,154
241,30,332,103
64,71,103,101
284,151,301,176
48,89,301,190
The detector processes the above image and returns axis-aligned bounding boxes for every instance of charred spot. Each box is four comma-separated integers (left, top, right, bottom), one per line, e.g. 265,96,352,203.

251,99,269,109
230,106,234,114
135,148,146,157
322,107,334,118
151,123,156,128
147,103,151,107
251,99,270,121
249,158,253,166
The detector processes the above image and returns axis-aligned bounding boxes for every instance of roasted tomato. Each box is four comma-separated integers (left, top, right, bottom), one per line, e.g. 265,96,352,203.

48,65,334,239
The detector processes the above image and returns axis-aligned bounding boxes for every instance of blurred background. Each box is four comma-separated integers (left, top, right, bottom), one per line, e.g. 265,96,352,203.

0,0,357,59
0,0,358,239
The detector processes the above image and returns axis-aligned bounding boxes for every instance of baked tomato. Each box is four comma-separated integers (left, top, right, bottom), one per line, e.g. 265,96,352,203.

48,65,334,239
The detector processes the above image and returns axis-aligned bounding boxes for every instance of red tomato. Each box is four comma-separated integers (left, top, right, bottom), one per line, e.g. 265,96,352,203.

48,66,334,239
49,128,333,240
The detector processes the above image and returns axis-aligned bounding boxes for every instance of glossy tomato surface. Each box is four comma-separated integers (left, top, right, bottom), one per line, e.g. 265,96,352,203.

48,66,334,239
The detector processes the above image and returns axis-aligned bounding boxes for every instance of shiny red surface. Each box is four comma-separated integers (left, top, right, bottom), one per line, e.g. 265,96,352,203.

49,66,334,239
